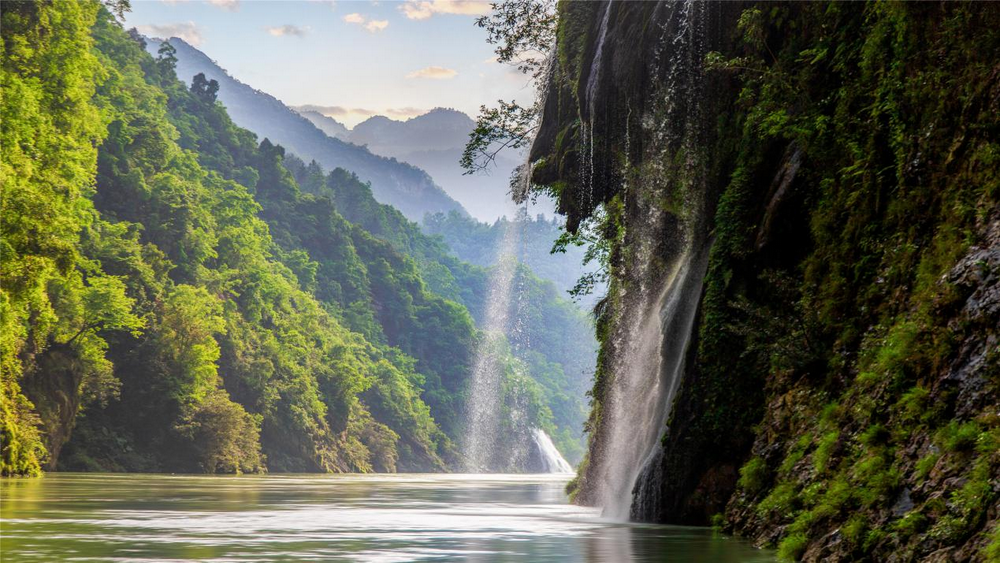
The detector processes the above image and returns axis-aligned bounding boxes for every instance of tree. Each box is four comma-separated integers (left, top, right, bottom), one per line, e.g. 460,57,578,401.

462,0,556,198
190,72,220,104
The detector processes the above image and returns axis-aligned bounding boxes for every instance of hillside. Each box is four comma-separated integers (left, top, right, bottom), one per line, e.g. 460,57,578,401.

144,37,465,222
0,4,587,476
297,106,539,222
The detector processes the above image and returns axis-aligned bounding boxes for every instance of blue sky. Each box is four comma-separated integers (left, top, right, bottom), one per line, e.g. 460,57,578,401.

125,0,534,127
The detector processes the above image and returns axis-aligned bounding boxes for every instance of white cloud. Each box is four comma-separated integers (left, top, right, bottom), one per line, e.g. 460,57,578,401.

293,105,430,126
384,107,426,118
207,0,240,11
307,0,337,9
265,24,309,37
343,13,388,33
406,66,458,80
400,0,490,20
136,22,205,46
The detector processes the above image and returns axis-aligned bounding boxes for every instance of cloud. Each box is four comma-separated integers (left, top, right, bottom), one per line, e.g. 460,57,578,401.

406,66,458,80
400,0,490,20
343,12,389,33
136,22,204,46
384,107,426,118
342,12,389,33
293,105,429,125
207,0,240,11
265,25,309,37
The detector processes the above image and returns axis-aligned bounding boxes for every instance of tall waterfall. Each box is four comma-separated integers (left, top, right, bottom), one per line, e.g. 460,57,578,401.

464,219,522,471
564,0,713,517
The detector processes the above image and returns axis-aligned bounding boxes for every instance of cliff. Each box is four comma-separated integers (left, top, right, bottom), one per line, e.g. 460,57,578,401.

529,1,999,560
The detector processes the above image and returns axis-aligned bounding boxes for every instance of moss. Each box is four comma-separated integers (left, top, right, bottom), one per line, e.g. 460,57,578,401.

851,452,901,507
936,420,981,453
758,481,798,518
914,452,939,483
843,514,868,548
738,456,768,495
983,523,1000,562
893,511,928,540
777,533,808,561
812,430,839,473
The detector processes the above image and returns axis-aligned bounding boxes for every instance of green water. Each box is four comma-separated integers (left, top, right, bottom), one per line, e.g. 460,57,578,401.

1,473,774,562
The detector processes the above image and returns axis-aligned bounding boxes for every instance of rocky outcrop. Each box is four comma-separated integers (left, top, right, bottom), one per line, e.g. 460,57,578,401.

532,1,999,560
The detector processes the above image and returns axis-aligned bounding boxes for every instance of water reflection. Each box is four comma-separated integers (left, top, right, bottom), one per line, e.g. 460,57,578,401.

1,473,773,562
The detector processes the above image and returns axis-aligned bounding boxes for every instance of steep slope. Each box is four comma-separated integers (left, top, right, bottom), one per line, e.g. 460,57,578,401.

296,109,350,140
528,1,999,561
350,108,473,155
284,156,598,463
144,37,465,222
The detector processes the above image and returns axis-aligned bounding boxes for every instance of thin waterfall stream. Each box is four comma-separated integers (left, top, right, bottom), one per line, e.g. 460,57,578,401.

548,0,714,518
463,213,573,474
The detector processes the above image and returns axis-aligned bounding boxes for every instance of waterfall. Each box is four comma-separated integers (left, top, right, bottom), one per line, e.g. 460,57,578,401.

464,219,521,471
561,0,713,518
530,429,574,474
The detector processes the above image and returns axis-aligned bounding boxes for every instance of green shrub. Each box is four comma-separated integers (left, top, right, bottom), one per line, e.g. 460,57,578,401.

738,456,768,494
914,452,939,482
758,481,799,517
936,420,981,452
777,533,809,561
893,511,928,539
813,430,839,473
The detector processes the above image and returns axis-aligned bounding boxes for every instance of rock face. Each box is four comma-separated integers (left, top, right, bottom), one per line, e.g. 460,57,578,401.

531,1,999,560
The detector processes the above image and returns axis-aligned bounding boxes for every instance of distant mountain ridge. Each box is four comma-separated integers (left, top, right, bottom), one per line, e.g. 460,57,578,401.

145,37,466,222
296,106,540,222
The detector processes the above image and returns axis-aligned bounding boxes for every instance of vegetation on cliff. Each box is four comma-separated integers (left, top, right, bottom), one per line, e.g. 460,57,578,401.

527,1,998,560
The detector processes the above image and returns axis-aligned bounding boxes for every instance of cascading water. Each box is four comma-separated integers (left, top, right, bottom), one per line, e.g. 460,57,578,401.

464,218,522,472
530,429,574,474
556,0,714,518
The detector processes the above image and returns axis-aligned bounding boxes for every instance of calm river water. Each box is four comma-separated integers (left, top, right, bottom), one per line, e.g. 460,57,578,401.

1,473,774,562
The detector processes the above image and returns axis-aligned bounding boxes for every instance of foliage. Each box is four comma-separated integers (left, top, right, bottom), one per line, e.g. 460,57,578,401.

2,2,594,475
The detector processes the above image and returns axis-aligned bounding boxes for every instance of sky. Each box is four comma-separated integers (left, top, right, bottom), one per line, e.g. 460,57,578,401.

124,0,536,128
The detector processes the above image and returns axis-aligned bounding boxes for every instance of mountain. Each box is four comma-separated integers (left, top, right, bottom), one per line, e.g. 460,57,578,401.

296,109,350,140
144,37,465,222
1,4,583,477
351,108,473,155
297,107,545,222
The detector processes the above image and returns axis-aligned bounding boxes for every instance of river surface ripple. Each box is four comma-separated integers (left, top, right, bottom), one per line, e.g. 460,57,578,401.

1,473,774,562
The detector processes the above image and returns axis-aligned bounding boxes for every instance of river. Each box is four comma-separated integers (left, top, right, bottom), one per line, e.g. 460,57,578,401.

0,473,774,562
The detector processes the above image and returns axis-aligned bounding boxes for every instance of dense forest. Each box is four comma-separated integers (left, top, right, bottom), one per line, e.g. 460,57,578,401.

522,1,999,561
144,36,465,223
1,1,592,476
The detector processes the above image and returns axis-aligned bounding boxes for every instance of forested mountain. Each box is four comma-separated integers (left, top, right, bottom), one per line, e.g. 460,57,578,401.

282,157,596,463
143,37,465,222
1,3,591,476
297,106,535,222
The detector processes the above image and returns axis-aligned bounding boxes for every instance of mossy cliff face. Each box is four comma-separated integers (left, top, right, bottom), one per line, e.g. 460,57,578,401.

531,1,999,560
